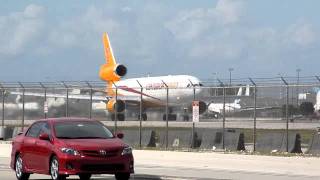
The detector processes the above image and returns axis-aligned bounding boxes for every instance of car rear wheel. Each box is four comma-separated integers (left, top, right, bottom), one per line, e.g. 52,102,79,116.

79,173,91,180
15,154,30,180
115,173,130,180
50,156,66,180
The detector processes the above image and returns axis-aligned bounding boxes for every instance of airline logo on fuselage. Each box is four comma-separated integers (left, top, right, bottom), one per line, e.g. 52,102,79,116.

146,82,178,90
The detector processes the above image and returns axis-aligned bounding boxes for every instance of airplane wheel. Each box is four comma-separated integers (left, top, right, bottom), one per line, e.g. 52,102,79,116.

142,113,147,121
111,114,125,121
138,113,147,121
118,114,125,121
183,115,189,121
163,114,177,121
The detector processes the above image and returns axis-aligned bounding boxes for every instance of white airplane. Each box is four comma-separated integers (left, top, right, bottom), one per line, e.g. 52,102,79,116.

207,86,245,117
207,99,241,116
206,86,276,118
10,33,205,121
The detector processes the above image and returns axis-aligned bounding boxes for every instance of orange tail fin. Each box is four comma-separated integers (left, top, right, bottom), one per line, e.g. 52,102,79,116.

102,32,116,66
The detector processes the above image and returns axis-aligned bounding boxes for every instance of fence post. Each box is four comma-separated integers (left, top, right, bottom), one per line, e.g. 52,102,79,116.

162,80,169,150
249,78,257,152
112,82,118,134
216,79,225,149
18,82,25,131
222,86,226,150
1,89,4,127
86,81,93,119
188,79,196,149
281,77,289,152
39,82,47,119
61,81,69,117
188,79,196,100
0,83,4,127
136,80,143,149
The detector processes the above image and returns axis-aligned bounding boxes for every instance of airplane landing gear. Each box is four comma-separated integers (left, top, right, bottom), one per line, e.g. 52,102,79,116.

163,114,177,121
111,113,125,121
138,113,147,121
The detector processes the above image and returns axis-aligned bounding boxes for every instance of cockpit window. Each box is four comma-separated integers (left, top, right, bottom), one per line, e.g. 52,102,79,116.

187,83,203,87
194,83,203,87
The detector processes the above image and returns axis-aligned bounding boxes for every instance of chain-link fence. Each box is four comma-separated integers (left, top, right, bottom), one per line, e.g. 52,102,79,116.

1,77,320,154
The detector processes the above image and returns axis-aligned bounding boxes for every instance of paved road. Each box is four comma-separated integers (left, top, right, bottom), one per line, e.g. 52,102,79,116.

1,150,320,180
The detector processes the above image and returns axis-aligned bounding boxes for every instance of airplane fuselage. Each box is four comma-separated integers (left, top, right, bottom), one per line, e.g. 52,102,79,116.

113,75,202,106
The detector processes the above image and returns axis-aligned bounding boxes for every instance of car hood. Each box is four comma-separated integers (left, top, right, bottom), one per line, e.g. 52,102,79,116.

58,138,126,150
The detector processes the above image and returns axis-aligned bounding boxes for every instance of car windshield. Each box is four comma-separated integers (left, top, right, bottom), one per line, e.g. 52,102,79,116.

54,121,114,139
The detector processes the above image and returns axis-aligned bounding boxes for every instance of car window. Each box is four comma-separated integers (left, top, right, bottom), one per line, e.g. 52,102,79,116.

40,122,51,136
54,121,114,139
26,122,44,138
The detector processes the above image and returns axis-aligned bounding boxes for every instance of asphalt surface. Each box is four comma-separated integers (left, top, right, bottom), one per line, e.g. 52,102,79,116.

1,149,320,180
3,119,320,130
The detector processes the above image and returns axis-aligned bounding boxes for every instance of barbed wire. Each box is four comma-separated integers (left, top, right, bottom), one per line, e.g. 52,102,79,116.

0,75,319,89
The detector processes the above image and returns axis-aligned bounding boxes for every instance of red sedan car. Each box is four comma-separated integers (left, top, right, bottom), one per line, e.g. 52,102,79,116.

10,118,134,180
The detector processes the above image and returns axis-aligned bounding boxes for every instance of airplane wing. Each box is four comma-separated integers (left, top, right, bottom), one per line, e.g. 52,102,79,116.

239,106,280,111
9,91,141,102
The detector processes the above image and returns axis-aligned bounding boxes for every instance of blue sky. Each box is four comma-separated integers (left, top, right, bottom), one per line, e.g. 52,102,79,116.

0,0,319,81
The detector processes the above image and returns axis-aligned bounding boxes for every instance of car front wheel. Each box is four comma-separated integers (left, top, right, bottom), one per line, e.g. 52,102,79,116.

115,173,130,180
50,156,66,180
15,154,30,180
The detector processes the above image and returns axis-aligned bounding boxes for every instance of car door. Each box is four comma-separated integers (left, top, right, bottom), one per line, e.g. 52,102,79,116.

34,122,53,172
22,122,44,170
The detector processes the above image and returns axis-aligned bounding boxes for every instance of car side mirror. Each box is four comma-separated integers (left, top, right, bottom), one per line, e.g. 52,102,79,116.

39,133,50,141
116,132,124,139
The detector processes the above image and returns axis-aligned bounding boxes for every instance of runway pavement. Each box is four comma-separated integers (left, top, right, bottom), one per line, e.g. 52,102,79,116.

1,143,320,180
3,119,320,130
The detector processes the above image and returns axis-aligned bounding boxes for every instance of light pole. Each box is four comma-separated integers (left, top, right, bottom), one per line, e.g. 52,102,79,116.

296,68,301,107
228,68,234,86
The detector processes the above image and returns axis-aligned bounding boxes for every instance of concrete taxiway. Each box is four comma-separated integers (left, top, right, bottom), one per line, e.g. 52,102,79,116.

2,119,320,130
1,143,320,180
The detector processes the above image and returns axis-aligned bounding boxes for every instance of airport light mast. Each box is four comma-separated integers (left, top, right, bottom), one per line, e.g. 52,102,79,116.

228,68,234,86
296,68,301,107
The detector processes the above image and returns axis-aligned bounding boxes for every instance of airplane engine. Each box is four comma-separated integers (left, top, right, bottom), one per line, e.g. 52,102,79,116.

99,64,127,82
107,99,125,113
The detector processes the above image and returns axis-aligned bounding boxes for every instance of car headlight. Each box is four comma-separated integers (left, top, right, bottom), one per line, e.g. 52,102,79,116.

121,146,132,155
60,148,80,156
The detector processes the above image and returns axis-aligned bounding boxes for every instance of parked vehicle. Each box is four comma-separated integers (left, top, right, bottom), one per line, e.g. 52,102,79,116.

10,117,134,180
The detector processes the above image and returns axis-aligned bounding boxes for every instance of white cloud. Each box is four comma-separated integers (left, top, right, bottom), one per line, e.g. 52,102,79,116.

165,9,212,41
165,0,244,41
286,22,316,47
121,6,132,13
0,4,46,57
24,4,46,18
48,5,120,50
215,0,244,25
